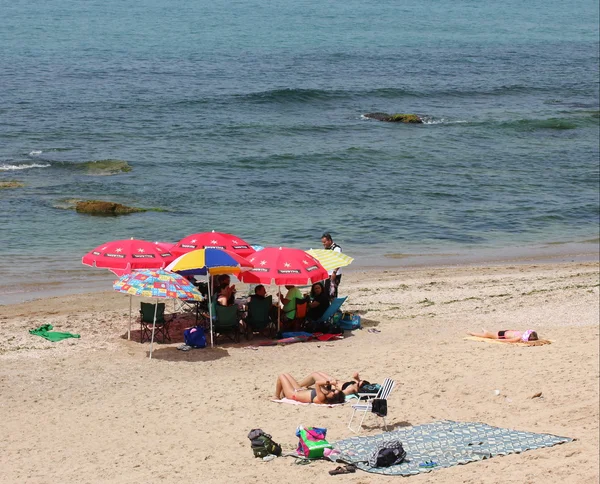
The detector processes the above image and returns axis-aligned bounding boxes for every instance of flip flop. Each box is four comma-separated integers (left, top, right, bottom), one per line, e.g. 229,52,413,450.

368,328,381,333
419,460,438,468
329,465,355,475
177,344,191,351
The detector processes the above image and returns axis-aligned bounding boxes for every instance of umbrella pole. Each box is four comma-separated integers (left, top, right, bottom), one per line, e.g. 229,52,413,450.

127,295,132,340
149,302,158,359
208,276,214,348
277,286,281,334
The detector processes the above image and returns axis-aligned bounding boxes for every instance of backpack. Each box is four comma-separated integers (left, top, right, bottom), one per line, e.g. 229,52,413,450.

247,429,282,458
368,439,406,468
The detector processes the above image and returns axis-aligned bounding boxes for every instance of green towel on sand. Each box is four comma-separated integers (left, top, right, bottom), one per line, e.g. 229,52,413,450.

29,324,80,342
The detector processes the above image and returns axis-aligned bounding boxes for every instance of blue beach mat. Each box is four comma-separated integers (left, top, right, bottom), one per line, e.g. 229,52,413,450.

332,420,572,476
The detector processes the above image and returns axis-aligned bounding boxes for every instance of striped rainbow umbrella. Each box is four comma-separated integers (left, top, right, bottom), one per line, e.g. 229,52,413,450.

306,248,354,272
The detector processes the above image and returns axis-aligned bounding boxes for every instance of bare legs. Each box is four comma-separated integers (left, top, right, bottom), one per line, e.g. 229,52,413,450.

274,373,303,399
468,331,499,339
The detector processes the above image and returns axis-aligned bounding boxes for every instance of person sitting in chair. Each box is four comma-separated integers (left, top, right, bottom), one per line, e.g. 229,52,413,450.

215,274,236,306
279,285,303,323
307,282,330,321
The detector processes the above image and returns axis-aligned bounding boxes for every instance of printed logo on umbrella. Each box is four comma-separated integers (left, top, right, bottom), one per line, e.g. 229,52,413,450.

305,265,319,272
278,269,301,274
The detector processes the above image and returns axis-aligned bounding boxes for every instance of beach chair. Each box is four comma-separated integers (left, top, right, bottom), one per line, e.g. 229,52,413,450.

139,302,172,343
309,296,348,326
347,378,395,434
245,295,276,339
213,303,241,344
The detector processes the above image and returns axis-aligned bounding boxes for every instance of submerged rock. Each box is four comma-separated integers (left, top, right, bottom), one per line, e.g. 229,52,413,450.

364,112,423,123
0,180,25,189
77,159,132,175
75,200,147,215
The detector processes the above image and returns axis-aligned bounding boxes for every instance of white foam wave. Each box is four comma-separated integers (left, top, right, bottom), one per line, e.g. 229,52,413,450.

0,163,51,171
29,150,43,156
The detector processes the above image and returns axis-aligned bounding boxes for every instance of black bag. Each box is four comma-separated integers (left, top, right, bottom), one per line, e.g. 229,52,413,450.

247,429,282,458
323,321,343,335
367,440,406,468
371,398,387,417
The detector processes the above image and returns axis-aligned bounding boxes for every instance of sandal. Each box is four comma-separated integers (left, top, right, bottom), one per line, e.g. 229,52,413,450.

329,465,356,475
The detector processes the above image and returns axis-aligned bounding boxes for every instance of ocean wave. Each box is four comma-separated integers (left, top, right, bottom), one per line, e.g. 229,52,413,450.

29,150,43,156
0,163,51,171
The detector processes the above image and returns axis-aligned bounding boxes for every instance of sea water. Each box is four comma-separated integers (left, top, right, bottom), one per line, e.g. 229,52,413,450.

1,0,598,303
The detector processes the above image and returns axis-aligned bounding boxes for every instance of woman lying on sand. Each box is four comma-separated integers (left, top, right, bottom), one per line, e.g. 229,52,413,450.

275,373,346,404
468,329,539,343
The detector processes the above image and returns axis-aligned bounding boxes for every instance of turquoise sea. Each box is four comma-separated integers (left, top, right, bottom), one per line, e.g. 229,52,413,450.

1,0,599,304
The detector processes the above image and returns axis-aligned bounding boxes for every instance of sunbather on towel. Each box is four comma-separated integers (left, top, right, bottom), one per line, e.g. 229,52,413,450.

296,371,372,396
468,329,539,343
274,373,345,404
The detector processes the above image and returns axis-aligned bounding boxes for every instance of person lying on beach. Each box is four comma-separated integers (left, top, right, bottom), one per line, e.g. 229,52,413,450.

295,371,375,396
274,373,345,404
468,329,539,343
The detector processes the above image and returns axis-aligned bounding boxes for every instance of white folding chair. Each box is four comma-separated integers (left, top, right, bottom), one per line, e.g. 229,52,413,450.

347,378,395,434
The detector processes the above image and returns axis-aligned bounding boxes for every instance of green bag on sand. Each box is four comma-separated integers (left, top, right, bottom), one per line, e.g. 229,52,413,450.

29,324,81,342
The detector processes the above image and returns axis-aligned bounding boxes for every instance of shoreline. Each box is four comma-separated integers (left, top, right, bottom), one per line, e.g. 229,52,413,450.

2,240,598,306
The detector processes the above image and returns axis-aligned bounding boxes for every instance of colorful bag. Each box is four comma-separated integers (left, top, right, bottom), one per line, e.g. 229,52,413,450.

296,426,332,458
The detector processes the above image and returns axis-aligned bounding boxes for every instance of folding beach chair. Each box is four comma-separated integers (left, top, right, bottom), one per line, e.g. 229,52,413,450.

347,378,395,434
245,295,276,339
213,304,241,344
309,296,348,326
139,302,172,343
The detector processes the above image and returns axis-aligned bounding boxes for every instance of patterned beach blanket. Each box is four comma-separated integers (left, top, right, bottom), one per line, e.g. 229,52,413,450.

332,420,572,476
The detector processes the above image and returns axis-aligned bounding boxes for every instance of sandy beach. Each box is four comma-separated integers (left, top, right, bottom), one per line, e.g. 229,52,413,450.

1,260,598,484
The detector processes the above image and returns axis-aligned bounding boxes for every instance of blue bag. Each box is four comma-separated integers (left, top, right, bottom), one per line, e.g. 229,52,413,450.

183,326,206,348
339,314,361,331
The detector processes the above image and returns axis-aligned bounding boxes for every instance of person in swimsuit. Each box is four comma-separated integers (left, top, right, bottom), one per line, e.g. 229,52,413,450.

274,373,345,404
468,329,539,343
294,371,372,396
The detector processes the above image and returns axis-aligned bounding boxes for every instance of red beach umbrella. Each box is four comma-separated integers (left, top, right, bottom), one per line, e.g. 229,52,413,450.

172,231,255,258
82,238,176,273
238,247,328,286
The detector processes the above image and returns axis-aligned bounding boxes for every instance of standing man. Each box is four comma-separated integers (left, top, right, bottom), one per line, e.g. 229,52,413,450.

321,232,342,300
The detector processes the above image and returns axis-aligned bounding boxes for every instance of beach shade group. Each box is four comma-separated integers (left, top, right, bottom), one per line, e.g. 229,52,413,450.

172,231,255,258
113,269,203,359
166,248,255,347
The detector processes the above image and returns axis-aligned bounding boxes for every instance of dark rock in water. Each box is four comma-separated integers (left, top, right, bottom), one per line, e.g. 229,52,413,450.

75,200,147,215
364,112,423,123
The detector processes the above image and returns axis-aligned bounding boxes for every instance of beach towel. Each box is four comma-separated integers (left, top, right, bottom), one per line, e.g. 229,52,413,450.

271,398,345,408
332,420,572,476
464,336,552,346
29,324,80,342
